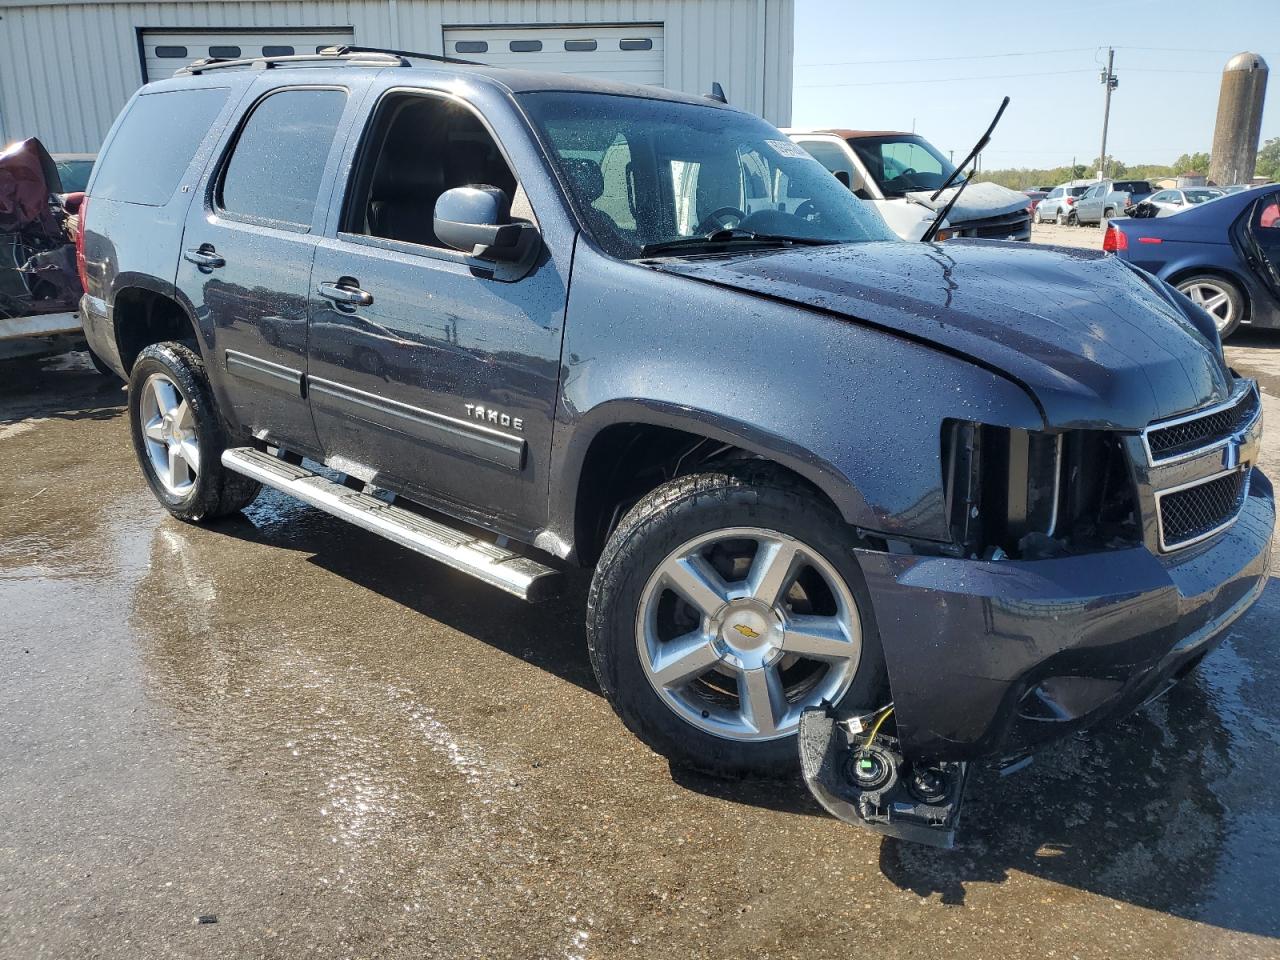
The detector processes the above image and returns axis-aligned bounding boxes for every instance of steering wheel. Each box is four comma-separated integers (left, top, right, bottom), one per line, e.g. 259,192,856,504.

695,206,747,234
900,167,917,178
795,199,820,221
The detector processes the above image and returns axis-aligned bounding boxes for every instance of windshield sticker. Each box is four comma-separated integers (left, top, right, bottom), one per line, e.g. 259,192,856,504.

767,139,810,159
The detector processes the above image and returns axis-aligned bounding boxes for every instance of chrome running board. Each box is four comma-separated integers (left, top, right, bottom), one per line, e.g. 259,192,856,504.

222,447,560,601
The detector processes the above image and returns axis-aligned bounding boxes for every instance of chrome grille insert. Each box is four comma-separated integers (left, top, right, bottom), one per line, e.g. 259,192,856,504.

1155,468,1250,551
1143,381,1260,465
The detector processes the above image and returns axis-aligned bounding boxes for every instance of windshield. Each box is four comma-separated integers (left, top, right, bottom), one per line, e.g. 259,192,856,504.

845,134,961,198
518,92,896,260
55,159,94,193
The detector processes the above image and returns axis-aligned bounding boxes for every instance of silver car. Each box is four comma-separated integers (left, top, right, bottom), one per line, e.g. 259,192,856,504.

1143,187,1226,215
1034,182,1091,225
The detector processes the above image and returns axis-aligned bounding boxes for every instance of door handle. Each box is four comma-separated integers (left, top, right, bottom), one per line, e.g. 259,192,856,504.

183,244,225,269
318,280,374,307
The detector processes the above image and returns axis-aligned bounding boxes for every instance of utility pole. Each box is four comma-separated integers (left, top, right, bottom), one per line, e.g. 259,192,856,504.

1099,47,1118,178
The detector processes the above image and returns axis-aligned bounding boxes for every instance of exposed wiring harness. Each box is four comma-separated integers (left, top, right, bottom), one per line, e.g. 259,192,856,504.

863,705,895,749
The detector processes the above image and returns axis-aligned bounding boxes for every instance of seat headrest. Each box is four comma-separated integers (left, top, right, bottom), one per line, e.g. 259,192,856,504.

561,157,604,204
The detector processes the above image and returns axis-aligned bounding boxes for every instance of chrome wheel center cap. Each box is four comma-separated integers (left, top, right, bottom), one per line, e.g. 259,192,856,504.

712,599,783,669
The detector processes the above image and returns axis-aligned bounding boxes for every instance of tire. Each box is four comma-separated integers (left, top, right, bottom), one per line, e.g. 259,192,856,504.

1175,274,1245,339
586,463,887,778
127,341,261,521
1101,207,1116,230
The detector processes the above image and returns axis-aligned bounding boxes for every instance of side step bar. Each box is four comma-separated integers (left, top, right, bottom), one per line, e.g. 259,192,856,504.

222,447,561,601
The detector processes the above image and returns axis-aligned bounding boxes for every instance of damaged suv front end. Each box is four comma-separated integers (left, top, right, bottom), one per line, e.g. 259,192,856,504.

639,239,1272,846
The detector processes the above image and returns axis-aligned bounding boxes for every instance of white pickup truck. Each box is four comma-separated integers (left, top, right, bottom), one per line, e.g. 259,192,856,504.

785,128,1031,243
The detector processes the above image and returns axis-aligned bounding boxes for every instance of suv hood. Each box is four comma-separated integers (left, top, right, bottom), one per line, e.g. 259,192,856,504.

905,181,1029,223
654,240,1230,430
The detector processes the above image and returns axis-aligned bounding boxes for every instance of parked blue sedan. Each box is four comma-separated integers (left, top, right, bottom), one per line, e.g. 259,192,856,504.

1105,185,1280,338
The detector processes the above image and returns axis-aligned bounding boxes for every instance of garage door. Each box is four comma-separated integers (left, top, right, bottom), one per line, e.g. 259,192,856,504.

442,24,664,86
140,29,356,81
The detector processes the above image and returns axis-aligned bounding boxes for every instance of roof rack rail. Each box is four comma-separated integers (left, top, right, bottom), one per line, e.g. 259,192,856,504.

176,44,484,76
328,44,486,67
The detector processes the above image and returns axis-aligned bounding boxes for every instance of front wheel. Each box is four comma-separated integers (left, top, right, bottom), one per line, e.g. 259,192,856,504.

128,341,261,521
587,465,887,778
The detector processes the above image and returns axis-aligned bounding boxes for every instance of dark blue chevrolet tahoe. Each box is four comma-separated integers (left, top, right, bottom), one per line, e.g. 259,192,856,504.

79,47,1272,844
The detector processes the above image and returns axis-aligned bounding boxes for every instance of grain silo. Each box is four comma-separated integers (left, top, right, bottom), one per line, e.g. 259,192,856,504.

1209,52,1269,187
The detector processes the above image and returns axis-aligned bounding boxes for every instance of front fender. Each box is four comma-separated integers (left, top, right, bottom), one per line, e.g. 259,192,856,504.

549,241,1044,554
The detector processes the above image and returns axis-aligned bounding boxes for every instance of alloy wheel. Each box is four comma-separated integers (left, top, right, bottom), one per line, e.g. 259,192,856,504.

635,527,862,741
1179,280,1235,333
139,372,200,495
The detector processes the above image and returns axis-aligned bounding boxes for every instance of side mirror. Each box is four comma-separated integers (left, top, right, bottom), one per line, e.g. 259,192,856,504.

853,187,873,201
434,186,536,261
834,170,851,189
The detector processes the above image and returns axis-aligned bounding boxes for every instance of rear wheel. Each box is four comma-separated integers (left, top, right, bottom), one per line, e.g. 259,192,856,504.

128,341,261,521
1057,209,1072,226
1176,274,1245,339
587,465,887,778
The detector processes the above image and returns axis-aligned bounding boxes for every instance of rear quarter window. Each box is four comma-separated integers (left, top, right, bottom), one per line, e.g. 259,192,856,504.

91,88,229,206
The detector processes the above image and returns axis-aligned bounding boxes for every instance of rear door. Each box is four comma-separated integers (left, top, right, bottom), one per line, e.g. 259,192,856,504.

176,77,370,457
1242,191,1280,301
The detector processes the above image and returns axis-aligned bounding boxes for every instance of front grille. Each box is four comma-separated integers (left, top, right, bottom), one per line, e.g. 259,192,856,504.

954,209,1032,240
1146,385,1259,462
1157,470,1248,550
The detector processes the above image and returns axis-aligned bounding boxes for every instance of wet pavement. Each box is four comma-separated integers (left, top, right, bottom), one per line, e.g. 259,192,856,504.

2,345,1279,960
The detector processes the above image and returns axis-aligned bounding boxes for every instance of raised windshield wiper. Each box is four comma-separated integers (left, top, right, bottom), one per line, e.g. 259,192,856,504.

640,228,834,258
920,96,1010,244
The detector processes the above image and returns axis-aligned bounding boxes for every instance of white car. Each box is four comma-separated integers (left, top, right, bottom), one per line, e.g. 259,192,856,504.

785,128,1031,242
1142,188,1226,216
1034,181,1094,224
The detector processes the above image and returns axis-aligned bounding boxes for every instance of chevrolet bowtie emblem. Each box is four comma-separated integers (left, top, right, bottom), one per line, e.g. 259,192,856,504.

733,624,761,640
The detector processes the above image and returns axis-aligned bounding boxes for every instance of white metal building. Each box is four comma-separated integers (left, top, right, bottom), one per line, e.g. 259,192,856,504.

0,0,794,153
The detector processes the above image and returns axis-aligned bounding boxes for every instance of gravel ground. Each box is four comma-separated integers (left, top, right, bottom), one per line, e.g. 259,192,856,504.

2,328,1278,960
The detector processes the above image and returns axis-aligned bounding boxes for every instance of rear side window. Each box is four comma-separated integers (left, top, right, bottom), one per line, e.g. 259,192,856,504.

92,88,228,205
218,88,347,227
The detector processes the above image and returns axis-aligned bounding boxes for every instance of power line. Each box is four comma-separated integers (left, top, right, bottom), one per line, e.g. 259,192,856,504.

796,47,1094,68
796,69,1094,89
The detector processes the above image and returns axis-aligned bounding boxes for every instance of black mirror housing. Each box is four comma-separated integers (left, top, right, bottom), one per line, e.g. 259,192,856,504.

434,186,536,261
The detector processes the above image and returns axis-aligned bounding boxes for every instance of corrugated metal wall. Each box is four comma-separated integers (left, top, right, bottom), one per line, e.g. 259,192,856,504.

0,0,793,152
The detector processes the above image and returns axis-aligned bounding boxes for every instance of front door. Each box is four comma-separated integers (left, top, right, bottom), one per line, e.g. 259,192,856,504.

306,89,567,534
177,80,362,457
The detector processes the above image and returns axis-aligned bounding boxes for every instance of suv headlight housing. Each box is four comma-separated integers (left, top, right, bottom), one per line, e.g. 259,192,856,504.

942,421,1140,559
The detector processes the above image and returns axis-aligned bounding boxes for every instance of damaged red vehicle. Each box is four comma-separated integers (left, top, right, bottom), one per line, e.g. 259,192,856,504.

0,137,95,363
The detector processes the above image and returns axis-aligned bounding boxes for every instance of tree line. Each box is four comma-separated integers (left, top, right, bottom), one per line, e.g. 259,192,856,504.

973,143,1280,189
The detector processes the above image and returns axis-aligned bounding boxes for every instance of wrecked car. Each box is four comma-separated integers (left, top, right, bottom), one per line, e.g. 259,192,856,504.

0,138,92,362
79,48,1272,847
786,126,1032,242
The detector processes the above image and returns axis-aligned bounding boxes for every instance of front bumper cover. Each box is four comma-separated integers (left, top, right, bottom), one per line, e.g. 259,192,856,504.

856,468,1274,764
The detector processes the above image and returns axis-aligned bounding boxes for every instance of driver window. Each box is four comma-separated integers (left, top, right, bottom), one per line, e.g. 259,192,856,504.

342,92,533,249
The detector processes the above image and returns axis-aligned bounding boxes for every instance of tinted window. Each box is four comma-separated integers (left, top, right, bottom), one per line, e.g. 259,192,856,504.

262,45,294,56
93,88,228,205
219,88,347,227
155,45,187,58
565,39,597,51
619,38,653,50
455,40,487,53
1113,180,1151,193
208,45,241,58
510,39,542,52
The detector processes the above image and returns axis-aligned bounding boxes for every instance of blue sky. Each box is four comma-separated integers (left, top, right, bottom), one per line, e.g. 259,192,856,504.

791,0,1280,170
